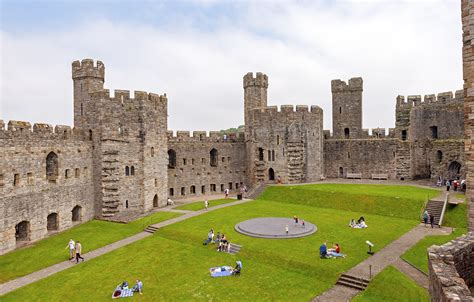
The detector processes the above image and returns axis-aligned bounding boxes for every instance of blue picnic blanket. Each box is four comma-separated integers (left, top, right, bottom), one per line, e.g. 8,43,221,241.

112,287,134,299
209,266,234,277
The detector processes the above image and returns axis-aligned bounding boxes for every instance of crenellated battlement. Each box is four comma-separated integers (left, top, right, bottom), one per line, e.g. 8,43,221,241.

167,130,245,143
252,104,323,116
243,72,268,89
396,90,463,109
324,127,396,139
0,120,92,141
89,89,167,110
72,58,105,80
331,77,363,92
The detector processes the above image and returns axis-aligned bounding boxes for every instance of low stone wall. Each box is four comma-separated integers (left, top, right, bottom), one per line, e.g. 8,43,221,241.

428,232,474,301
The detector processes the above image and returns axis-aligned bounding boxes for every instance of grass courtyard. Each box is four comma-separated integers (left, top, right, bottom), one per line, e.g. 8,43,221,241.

0,211,182,283
1,184,443,301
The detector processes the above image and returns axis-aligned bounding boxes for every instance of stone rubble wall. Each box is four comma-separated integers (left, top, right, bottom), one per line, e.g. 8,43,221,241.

428,232,474,302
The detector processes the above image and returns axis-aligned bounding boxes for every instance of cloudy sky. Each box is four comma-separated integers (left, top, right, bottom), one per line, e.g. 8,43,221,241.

0,0,462,133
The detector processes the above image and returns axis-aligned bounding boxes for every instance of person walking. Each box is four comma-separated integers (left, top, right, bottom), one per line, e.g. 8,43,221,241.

204,199,208,210
422,210,429,227
446,180,451,191
65,239,75,260
285,225,289,235
224,188,229,198
429,214,435,228
75,241,84,263
301,219,305,228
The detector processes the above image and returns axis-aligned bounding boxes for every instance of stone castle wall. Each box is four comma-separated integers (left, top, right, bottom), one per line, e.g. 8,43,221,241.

248,104,324,184
428,232,474,301
0,120,94,254
167,131,248,199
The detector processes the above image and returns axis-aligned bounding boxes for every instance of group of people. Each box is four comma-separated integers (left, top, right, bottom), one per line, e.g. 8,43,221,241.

112,279,143,298
349,216,368,229
319,242,345,258
438,177,466,192
65,239,84,263
293,216,305,228
422,210,436,228
202,229,230,252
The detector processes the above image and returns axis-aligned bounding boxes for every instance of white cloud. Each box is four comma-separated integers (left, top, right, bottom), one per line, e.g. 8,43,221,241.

0,1,462,132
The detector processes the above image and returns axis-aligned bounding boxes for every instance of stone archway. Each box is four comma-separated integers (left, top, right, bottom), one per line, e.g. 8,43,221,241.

339,167,344,178
447,161,461,180
269,168,275,181
47,213,58,231
72,206,82,222
15,221,30,242
153,194,158,208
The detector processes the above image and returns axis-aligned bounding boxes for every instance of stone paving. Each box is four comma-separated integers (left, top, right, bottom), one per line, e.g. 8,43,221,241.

235,217,317,239
0,197,251,296
312,224,451,302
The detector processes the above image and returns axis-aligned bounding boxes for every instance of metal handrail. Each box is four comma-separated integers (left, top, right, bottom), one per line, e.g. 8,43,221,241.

438,193,449,227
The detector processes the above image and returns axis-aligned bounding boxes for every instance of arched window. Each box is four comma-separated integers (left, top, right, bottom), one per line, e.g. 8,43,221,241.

210,148,218,167
190,185,196,194
125,166,130,176
15,221,30,242
168,149,176,169
436,150,443,163
47,213,58,231
151,147,155,157
130,166,135,176
258,148,264,161
46,152,59,183
344,128,350,139
72,205,82,222
153,195,158,208
448,161,462,179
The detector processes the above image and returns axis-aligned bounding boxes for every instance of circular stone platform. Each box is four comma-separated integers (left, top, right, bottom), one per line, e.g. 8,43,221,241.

235,217,317,239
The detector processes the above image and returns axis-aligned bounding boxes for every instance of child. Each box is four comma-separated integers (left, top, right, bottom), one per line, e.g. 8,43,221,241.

301,219,305,228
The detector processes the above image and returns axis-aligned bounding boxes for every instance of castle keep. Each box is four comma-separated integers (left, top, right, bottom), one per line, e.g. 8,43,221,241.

0,59,464,254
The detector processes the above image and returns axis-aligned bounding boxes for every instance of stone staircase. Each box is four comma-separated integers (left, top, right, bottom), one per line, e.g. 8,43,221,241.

336,273,369,291
422,198,445,226
144,225,159,234
228,243,242,255
287,142,305,182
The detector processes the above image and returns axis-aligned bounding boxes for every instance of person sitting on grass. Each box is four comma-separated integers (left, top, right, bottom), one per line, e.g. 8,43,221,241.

213,232,221,244
232,260,243,275
132,279,143,295
327,243,346,258
349,219,356,228
319,242,329,259
357,216,365,224
203,229,214,245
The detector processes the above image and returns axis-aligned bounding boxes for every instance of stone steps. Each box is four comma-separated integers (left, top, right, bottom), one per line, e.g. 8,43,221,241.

228,243,242,255
336,273,369,291
422,199,444,225
144,225,159,234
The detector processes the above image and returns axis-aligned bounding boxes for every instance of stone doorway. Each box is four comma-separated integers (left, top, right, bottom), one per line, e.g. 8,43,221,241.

153,194,158,208
269,168,275,181
15,221,30,242
72,206,82,222
47,213,58,231
447,161,461,180
339,167,344,178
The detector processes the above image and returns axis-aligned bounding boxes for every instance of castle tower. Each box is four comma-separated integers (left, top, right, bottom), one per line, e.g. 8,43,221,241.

72,59,105,128
331,77,363,139
243,72,268,135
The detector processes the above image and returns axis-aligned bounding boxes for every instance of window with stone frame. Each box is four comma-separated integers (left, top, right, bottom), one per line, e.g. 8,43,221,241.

151,147,155,157
220,184,224,192
210,149,218,167
181,187,185,196
210,184,216,192
125,166,130,176
401,130,407,141
65,169,71,179
258,148,264,161
169,188,174,196
75,168,80,178
168,149,177,169
84,167,88,177
190,185,196,194
46,152,59,183
27,172,34,186
430,126,438,139
201,185,206,194
0,173,4,187
14,173,20,187
130,166,135,176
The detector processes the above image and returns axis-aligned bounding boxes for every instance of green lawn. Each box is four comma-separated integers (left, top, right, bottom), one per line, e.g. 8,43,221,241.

173,198,236,211
259,184,439,220
1,183,432,301
0,211,182,283
401,202,468,273
352,266,429,302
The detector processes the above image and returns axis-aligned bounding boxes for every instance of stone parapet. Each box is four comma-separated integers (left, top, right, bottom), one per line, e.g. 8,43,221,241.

428,232,474,302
